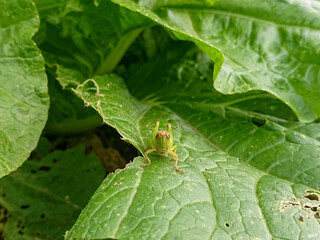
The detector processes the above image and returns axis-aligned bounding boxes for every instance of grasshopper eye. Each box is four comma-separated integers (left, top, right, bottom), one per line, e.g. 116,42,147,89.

165,132,170,139
155,132,160,139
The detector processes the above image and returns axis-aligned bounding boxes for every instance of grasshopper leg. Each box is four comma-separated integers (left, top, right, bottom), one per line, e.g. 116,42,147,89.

141,148,156,168
172,144,178,153
168,149,184,173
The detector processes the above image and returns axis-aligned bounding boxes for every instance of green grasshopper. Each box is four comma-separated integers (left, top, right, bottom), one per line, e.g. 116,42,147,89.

141,121,184,173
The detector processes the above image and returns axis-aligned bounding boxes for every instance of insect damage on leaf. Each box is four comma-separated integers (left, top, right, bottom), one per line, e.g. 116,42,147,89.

279,190,320,221
142,121,184,173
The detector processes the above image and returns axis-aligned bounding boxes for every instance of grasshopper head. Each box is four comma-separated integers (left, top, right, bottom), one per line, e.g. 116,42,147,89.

155,131,170,140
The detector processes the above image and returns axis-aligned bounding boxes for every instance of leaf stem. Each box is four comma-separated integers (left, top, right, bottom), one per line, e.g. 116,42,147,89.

95,29,142,75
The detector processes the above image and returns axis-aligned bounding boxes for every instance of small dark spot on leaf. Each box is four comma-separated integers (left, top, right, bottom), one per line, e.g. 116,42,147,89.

250,117,266,127
17,220,22,228
224,222,230,228
315,212,320,219
38,166,51,171
30,170,37,174
2,193,6,198
299,215,304,221
303,193,319,201
86,169,90,173
40,213,45,219
20,205,30,210
18,230,24,235
204,168,208,171
52,158,58,163
36,232,40,236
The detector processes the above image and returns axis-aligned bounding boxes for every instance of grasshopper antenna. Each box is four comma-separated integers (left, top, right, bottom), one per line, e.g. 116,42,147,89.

148,121,160,132
170,126,178,132
167,123,178,132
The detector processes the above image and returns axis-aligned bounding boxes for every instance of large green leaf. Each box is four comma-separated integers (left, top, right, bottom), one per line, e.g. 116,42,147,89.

112,0,320,122
62,45,320,239
0,0,49,177
0,139,104,240
33,0,150,76
32,0,151,134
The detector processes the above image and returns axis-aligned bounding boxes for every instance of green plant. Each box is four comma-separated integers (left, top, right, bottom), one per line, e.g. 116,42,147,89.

1,0,320,239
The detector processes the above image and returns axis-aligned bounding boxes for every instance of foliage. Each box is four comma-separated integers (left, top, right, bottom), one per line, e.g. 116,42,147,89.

0,139,104,239
1,0,320,239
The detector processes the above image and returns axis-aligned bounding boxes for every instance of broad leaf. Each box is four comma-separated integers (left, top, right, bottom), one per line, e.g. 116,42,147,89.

32,0,150,134
44,70,102,135
0,0,49,177
62,45,320,239
112,0,320,122
33,0,150,76
0,139,104,240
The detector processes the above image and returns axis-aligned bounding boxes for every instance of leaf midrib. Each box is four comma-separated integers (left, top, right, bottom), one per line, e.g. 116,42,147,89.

7,175,82,210
157,7,320,31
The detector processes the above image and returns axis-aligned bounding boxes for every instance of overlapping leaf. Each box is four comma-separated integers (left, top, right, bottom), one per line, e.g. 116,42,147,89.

33,0,150,76
32,0,151,134
0,139,104,239
61,45,320,239
0,0,49,177
112,0,320,122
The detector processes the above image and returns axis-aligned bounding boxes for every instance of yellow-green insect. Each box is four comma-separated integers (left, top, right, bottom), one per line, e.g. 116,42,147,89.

141,121,184,173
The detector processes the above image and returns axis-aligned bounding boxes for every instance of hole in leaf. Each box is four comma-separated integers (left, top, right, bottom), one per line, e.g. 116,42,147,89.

38,166,51,171
20,205,30,210
311,207,318,212
224,222,230,228
250,117,266,127
303,193,320,201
